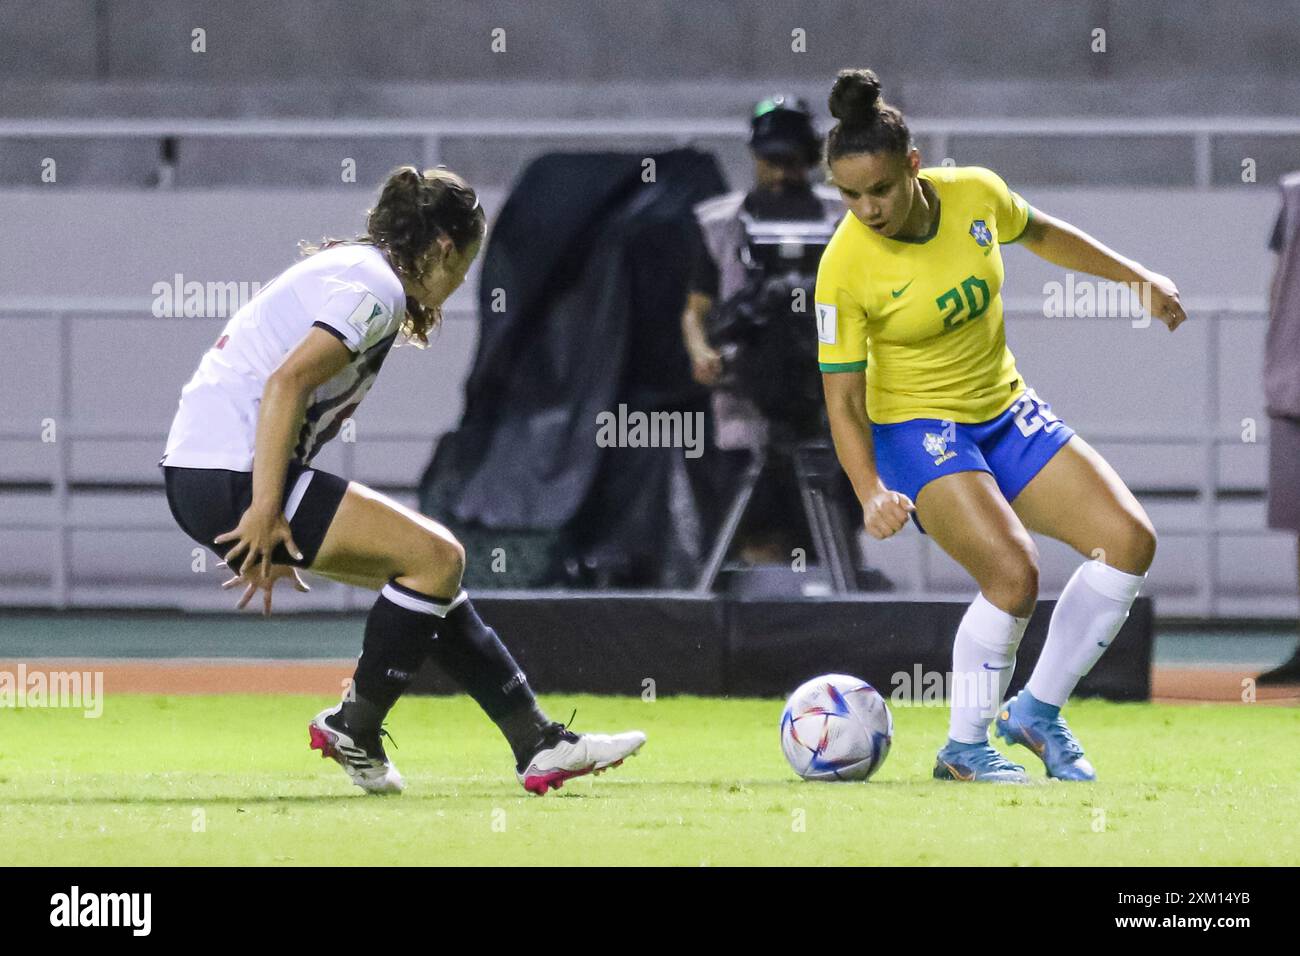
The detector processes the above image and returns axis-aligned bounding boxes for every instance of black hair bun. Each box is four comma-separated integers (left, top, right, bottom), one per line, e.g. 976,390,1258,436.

829,69,883,127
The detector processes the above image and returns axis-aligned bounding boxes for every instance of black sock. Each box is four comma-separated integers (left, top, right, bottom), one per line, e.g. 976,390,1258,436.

427,593,551,765
342,581,440,732
338,692,388,736
497,703,558,769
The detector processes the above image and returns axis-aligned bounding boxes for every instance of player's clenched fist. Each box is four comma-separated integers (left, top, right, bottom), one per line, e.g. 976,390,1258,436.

863,488,915,540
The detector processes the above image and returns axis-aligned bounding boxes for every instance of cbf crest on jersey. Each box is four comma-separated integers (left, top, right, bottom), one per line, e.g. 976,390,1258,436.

969,219,993,247
923,431,956,465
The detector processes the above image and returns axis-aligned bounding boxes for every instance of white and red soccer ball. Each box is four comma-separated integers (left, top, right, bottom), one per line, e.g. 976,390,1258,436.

780,674,893,781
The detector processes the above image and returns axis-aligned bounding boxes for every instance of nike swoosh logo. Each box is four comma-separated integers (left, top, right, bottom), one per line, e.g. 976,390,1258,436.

982,663,1011,671
1096,641,1111,648
941,760,975,782
891,280,914,298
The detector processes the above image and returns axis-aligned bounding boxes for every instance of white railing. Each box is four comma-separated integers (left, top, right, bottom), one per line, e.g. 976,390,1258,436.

3,115,1300,189
0,302,477,613
0,300,1274,615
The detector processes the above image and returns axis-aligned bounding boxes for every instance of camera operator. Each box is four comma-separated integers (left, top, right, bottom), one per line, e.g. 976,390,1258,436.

681,96,843,563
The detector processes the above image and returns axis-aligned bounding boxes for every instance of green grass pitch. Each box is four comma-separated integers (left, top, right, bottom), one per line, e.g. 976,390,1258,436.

1,694,1296,866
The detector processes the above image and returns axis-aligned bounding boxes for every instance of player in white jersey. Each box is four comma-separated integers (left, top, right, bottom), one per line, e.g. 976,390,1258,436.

161,167,644,795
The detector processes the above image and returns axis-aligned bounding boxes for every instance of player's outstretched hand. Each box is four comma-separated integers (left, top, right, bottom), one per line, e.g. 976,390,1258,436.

863,488,915,540
219,560,310,616
214,503,303,582
1143,271,1186,332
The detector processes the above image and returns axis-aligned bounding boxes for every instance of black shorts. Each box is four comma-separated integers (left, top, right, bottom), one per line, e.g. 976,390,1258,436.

163,462,350,573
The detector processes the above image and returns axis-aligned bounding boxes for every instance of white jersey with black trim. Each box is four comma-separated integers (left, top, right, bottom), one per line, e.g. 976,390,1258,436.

161,243,406,472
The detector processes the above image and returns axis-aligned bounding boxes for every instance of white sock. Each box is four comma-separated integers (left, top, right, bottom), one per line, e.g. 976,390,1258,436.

948,592,1031,745
1026,560,1145,707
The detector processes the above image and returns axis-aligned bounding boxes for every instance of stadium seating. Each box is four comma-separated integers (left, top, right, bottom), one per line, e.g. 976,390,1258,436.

2,0,1297,613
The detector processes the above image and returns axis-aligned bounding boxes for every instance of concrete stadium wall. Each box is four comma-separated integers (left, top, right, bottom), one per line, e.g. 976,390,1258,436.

0,183,1280,302
0,184,1294,614
6,1,1300,83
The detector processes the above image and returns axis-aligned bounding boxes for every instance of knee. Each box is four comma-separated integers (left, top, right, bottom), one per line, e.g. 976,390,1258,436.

1109,516,1157,575
413,531,466,590
438,535,467,585
985,544,1039,618
1133,520,1157,573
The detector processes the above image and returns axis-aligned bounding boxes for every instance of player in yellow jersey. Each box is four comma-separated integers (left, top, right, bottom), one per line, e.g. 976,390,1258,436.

815,70,1187,783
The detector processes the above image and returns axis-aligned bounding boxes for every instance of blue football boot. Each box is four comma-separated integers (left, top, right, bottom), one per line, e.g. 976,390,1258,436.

932,740,1029,783
995,691,1097,781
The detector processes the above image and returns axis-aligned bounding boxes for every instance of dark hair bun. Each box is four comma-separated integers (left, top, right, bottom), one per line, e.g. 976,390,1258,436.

367,164,484,281
385,165,423,199
389,166,439,208
829,69,883,127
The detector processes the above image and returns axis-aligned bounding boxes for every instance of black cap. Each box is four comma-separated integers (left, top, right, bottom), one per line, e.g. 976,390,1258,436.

749,95,821,166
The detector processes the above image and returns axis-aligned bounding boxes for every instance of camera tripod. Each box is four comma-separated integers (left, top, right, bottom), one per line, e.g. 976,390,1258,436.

693,435,867,594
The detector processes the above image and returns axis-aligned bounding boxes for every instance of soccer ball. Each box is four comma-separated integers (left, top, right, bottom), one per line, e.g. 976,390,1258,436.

780,674,893,781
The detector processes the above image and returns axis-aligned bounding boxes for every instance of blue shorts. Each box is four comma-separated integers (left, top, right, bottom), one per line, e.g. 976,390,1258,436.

870,387,1074,535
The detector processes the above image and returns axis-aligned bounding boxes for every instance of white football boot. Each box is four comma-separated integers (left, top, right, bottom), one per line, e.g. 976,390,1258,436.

309,704,405,795
516,721,646,795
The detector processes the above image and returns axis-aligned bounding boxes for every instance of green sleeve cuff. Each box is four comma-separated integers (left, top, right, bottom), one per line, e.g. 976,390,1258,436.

819,360,868,373
1002,205,1034,244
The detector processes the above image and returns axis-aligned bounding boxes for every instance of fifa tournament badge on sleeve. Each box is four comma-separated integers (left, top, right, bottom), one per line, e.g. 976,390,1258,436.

816,303,837,344
346,293,388,338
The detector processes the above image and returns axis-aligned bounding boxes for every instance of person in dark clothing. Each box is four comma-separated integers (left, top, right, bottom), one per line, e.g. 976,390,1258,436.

1258,171,1300,685
681,96,843,564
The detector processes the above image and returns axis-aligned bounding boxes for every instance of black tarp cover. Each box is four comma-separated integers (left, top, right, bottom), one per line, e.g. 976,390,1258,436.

419,149,727,584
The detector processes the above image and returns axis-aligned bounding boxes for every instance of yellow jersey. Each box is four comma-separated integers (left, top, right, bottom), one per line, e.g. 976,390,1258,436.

815,166,1032,424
